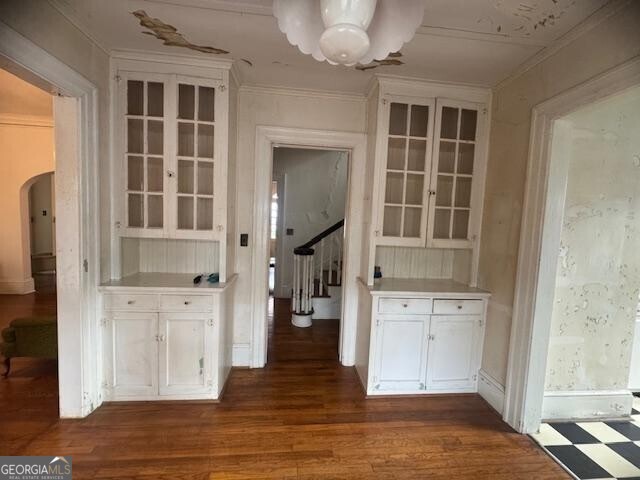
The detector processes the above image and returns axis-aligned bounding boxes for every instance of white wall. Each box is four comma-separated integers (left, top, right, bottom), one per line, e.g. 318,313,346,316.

544,86,640,393
0,69,54,293
0,0,111,281
272,147,348,298
477,1,640,387
232,87,366,360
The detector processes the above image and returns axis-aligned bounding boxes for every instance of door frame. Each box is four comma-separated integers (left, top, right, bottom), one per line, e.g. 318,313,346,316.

250,126,367,368
504,56,640,434
0,23,101,417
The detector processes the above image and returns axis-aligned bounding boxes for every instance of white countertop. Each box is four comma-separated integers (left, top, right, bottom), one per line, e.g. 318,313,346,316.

99,273,237,292
358,277,490,297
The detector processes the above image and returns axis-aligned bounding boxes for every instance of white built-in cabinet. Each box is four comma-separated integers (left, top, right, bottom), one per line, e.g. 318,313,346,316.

371,80,488,250
100,279,235,401
356,279,489,396
117,72,226,240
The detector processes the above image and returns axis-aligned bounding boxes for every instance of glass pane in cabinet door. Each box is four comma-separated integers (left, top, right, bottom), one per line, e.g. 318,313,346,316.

382,206,402,237
405,174,424,206
384,172,404,204
409,105,429,137
436,175,453,207
452,209,469,239
147,120,163,155
438,141,455,173
127,156,144,191
178,84,195,119
147,157,163,192
407,139,426,171
178,160,194,194
147,195,163,228
433,209,450,239
197,162,214,195
147,82,164,117
455,177,472,208
127,119,143,153
197,124,214,158
460,109,477,141
387,137,406,170
198,87,215,122
403,207,421,237
440,107,458,139
177,196,194,229
389,103,408,136
128,193,143,228
178,122,194,157
127,80,143,116
197,197,213,230
457,143,475,174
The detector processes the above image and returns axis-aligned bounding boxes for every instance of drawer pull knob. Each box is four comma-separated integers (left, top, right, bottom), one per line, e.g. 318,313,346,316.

127,300,135,305
402,303,408,308
457,305,463,309
184,301,191,305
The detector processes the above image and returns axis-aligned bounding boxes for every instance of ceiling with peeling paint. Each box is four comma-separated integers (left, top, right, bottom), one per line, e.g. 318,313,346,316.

50,0,611,92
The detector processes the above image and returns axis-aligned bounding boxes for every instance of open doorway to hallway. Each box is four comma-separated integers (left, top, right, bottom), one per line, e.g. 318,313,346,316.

0,66,58,416
267,146,348,362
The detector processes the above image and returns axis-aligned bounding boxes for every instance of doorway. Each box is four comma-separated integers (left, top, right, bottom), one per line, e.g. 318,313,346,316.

29,172,56,293
268,147,348,361
0,23,101,418
505,57,640,434
250,126,367,369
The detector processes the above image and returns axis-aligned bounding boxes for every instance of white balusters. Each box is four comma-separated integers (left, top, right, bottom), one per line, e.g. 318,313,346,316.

319,238,324,296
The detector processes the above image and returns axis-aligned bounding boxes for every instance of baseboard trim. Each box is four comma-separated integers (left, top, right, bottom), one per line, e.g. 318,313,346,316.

0,277,35,294
232,343,251,367
542,389,633,421
478,369,505,415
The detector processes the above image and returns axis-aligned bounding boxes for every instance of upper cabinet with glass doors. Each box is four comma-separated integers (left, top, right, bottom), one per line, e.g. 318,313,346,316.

373,86,487,250
118,71,227,241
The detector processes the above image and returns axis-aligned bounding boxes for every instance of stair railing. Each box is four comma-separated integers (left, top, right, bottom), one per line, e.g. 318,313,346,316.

292,219,344,316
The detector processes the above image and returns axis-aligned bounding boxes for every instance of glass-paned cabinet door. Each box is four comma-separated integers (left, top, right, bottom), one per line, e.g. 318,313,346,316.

428,100,484,246
378,97,435,246
124,76,167,232
175,78,217,237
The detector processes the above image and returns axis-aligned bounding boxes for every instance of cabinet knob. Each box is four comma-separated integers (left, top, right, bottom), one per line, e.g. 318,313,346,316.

428,190,436,196
167,170,175,178
457,305,463,309
402,303,408,308
127,300,135,305
184,301,191,305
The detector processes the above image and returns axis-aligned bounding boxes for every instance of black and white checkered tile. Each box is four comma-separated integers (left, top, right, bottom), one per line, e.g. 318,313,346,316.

531,398,640,479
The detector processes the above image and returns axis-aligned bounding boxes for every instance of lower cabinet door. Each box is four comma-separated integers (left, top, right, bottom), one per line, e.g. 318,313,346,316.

158,313,213,396
108,312,159,397
372,315,429,392
426,315,480,391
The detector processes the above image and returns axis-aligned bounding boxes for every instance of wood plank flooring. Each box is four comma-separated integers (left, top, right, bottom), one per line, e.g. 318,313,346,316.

0,294,569,479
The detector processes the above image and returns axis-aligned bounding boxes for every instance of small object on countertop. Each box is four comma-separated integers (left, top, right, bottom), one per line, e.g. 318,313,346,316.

193,274,203,285
207,273,220,284
374,266,382,279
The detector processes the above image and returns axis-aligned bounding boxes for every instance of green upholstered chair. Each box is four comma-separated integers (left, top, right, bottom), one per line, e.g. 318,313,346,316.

0,316,57,376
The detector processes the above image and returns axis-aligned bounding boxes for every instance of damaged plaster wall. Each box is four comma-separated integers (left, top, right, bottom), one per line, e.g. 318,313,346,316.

477,1,640,388
272,147,348,298
544,86,640,392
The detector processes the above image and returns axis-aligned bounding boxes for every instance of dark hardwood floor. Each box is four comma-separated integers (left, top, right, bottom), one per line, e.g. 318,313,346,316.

0,294,568,479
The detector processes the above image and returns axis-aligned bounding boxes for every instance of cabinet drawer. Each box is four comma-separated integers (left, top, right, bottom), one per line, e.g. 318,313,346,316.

104,293,158,311
378,297,432,315
433,299,484,315
159,295,213,312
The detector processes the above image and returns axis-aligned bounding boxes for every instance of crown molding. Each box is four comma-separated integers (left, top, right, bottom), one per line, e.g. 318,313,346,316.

375,73,492,93
494,0,633,91
111,48,235,71
239,84,365,103
0,113,54,127
47,0,111,57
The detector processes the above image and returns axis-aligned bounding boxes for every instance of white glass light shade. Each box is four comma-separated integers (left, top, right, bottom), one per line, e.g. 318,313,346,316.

273,0,424,66
318,0,376,65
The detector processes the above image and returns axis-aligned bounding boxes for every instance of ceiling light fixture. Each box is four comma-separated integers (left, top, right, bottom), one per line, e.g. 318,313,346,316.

273,0,424,66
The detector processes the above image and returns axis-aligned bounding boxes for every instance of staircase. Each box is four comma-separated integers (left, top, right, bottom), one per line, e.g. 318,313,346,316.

291,219,343,327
